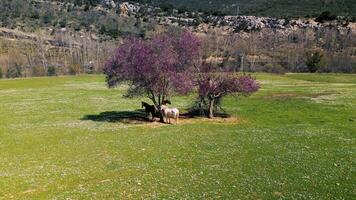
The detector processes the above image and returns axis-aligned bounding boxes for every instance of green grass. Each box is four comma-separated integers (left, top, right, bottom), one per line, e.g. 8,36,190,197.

0,73,355,199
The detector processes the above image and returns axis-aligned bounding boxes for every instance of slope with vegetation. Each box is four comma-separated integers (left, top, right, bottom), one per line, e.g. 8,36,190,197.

138,0,356,18
60,0,356,18
0,0,355,79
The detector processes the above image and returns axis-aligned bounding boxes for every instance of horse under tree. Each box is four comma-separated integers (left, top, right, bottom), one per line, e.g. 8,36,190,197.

104,30,201,121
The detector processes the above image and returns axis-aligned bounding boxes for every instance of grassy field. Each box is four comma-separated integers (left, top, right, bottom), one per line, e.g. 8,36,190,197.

0,73,355,199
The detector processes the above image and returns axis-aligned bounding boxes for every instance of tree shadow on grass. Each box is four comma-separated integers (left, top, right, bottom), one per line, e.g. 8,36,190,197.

81,109,148,124
82,108,232,125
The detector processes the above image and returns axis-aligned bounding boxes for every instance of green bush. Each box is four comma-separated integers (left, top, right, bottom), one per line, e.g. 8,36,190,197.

47,66,57,76
0,68,3,79
305,49,324,73
6,65,22,78
99,18,120,38
58,18,67,28
42,12,54,25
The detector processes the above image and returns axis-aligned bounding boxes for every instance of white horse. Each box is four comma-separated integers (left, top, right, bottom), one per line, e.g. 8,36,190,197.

160,105,179,124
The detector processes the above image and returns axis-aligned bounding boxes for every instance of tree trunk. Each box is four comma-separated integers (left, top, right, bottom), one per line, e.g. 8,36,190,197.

208,98,215,118
158,103,164,122
149,93,164,122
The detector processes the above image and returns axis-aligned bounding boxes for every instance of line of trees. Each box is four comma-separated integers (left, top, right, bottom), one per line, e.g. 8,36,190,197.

200,27,355,73
0,30,119,78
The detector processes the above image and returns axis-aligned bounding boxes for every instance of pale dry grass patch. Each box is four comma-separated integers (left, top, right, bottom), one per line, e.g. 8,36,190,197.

63,82,107,90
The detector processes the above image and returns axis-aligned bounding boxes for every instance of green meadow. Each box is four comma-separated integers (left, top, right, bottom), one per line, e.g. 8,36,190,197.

0,73,355,199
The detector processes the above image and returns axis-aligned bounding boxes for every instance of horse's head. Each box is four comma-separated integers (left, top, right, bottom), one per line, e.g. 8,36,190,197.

162,100,171,105
160,104,168,112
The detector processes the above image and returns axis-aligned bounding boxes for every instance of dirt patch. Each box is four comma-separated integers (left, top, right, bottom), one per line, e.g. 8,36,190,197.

143,116,244,127
21,189,37,194
98,179,111,184
264,92,337,100
308,92,337,98
264,93,301,100
179,116,244,125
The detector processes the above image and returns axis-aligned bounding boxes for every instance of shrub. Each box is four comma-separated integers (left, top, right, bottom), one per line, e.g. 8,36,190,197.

6,65,22,78
0,68,3,79
305,49,324,73
42,12,53,25
68,64,81,75
58,18,67,28
47,66,57,76
99,19,120,38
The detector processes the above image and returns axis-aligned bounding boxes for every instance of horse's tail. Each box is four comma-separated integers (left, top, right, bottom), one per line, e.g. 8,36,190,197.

173,109,179,119
175,109,179,124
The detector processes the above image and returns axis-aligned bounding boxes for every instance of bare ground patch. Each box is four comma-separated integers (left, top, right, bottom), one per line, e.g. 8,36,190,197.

81,110,244,129
138,116,244,128
264,92,337,101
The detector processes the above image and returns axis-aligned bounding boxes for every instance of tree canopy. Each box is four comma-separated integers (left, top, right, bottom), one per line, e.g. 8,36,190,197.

104,31,201,107
196,64,260,118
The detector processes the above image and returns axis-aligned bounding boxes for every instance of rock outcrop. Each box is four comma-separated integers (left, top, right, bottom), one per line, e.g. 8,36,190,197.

117,1,354,35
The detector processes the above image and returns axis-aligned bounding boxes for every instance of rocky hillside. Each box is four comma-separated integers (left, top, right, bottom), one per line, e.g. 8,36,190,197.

120,1,355,34
0,0,355,79
0,0,354,40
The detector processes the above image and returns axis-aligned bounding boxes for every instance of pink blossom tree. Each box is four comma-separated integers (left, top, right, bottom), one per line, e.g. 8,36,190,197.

196,64,260,118
104,31,201,110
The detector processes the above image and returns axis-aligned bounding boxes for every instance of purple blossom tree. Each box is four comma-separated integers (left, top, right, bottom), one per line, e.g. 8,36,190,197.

196,64,260,118
104,31,201,112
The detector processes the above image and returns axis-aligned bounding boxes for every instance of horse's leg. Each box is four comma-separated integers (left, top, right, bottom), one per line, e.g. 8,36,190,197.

148,111,152,121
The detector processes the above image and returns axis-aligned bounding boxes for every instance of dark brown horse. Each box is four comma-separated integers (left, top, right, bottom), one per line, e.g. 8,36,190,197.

142,101,157,121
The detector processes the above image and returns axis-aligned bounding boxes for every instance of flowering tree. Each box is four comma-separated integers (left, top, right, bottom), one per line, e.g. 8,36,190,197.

105,30,259,120
104,31,201,110
196,64,260,118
